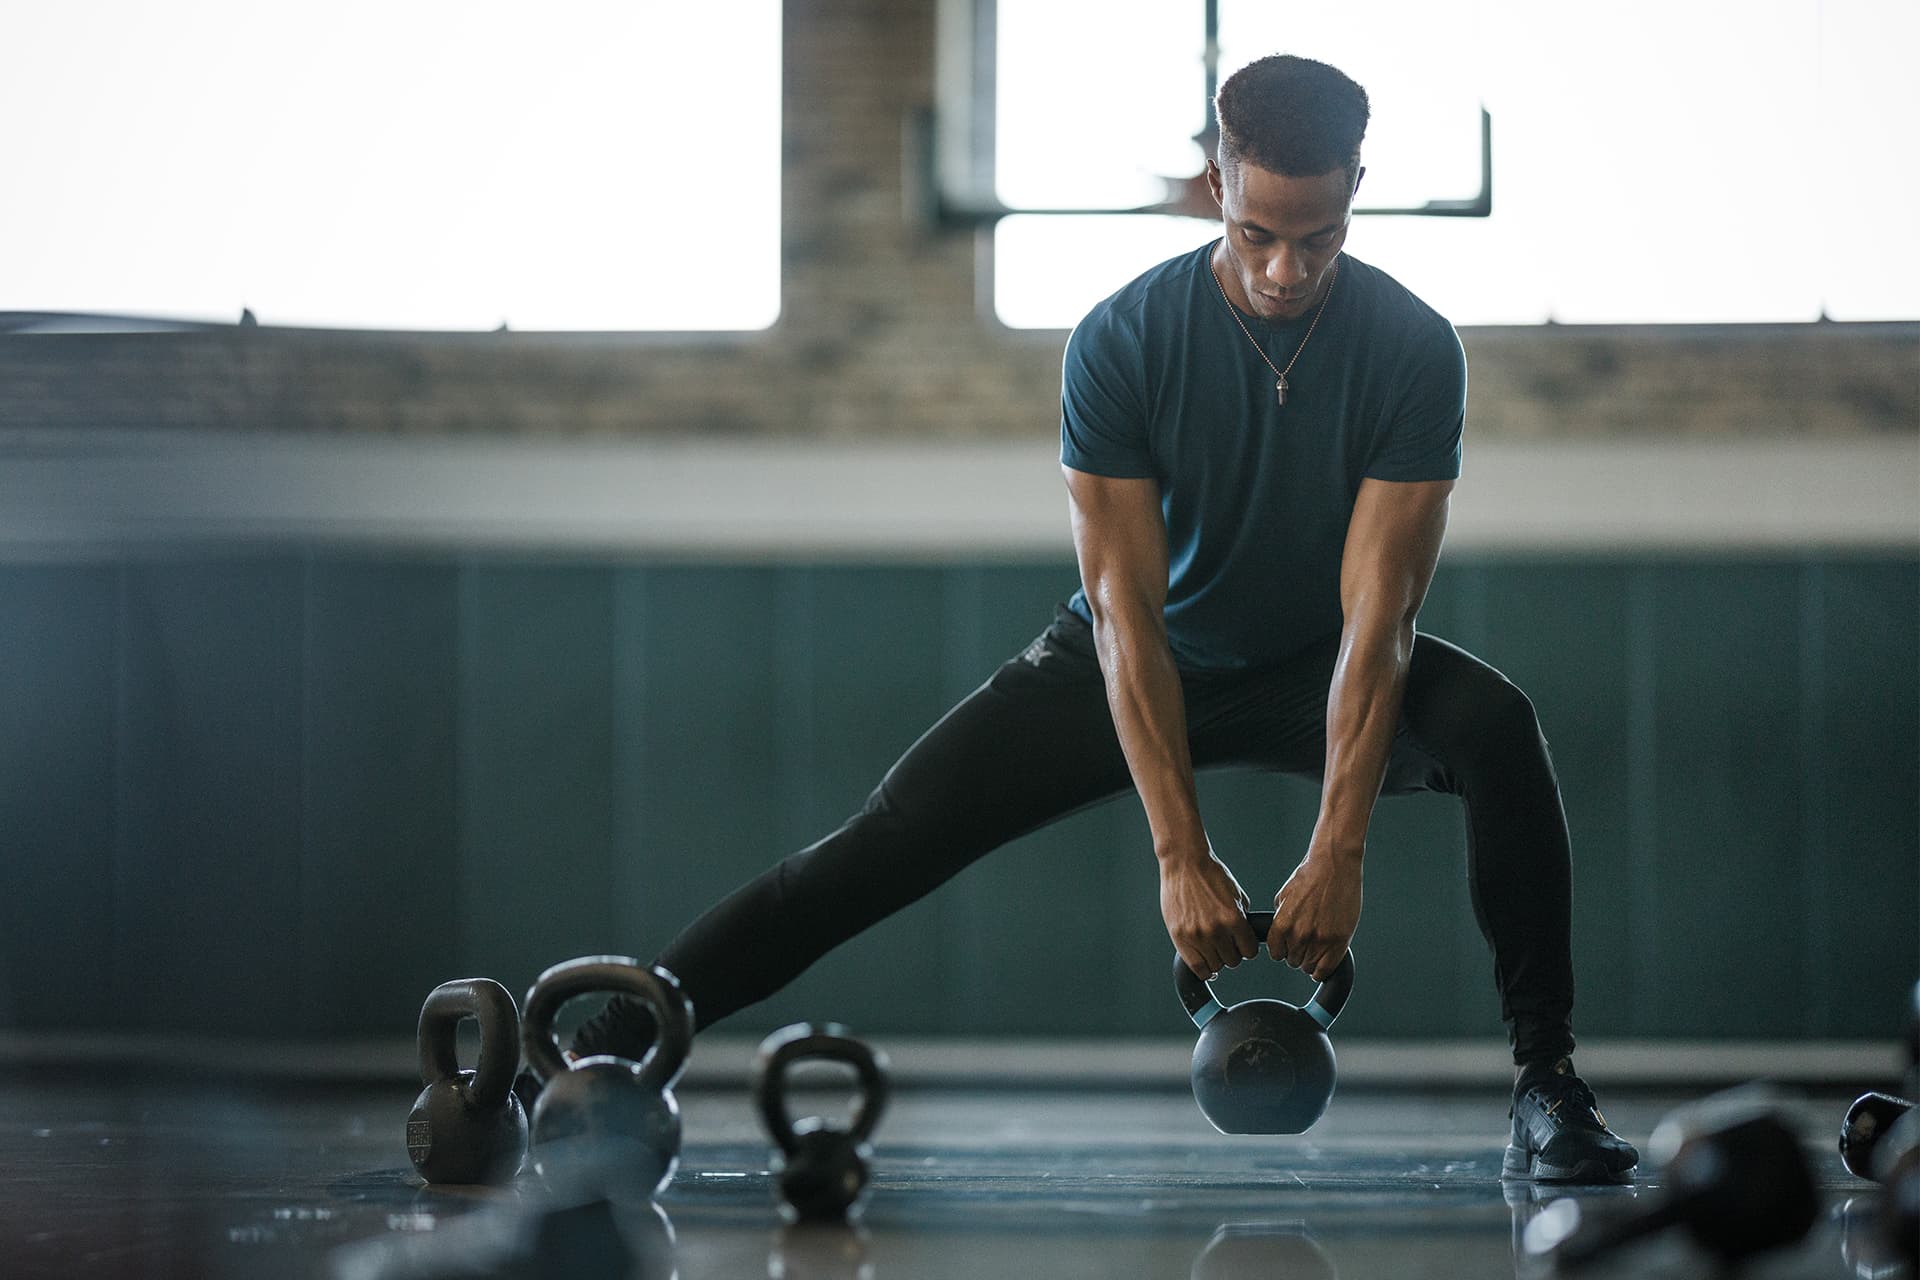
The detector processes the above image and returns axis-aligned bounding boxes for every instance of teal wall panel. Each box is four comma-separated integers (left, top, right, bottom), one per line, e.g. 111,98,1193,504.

1645,563,1810,1037
0,566,118,1028
457,562,617,998
1809,560,1920,1037
1,551,1911,1042
300,559,461,1034
115,560,305,1034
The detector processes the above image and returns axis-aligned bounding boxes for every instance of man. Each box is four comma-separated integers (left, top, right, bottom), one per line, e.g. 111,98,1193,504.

567,54,1637,1184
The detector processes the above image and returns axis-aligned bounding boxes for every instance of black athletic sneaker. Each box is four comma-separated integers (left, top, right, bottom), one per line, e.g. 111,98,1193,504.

1504,1058,1639,1184
567,993,658,1063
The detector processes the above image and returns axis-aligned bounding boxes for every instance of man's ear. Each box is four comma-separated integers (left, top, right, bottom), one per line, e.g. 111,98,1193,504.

1353,164,1367,197
1206,159,1225,208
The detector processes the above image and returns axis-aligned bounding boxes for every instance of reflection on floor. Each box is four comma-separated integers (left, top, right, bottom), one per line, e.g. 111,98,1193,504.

0,1078,1899,1279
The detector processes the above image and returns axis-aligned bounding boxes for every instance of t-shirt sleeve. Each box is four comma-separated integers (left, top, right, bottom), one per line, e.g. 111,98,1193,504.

1059,308,1156,479
1364,320,1466,482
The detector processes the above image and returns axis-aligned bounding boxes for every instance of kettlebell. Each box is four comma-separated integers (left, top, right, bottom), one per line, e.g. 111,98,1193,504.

1875,1105,1920,1265
1841,1091,1915,1180
406,977,528,1185
521,955,695,1198
753,1022,890,1223
1174,910,1354,1135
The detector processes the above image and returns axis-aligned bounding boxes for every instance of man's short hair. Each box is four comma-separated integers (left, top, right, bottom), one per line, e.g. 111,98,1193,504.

1215,55,1370,183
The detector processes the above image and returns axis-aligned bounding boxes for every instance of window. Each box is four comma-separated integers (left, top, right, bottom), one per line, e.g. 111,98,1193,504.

989,0,1918,328
0,1,782,331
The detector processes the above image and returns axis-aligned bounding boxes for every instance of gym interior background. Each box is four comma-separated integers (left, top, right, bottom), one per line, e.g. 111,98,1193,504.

1,0,1915,1072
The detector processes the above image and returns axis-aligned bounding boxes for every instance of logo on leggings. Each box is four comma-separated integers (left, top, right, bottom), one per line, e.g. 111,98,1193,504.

1020,638,1053,665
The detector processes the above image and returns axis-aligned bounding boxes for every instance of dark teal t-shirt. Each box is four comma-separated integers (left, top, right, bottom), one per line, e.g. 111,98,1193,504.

1061,242,1465,671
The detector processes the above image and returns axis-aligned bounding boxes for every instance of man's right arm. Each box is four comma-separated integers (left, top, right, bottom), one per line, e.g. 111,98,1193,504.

1063,465,1259,979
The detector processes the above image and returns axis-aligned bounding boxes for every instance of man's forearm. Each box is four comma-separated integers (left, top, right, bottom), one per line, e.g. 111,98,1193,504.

1086,601,1208,864
1314,610,1417,858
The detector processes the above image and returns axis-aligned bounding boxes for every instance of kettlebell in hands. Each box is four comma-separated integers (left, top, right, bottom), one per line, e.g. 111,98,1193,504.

1174,909,1354,1135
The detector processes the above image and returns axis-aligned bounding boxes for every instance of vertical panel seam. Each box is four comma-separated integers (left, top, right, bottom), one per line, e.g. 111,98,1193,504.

1799,561,1828,1036
600,565,623,948
454,560,475,972
778,569,816,849
1626,566,1658,1037
111,563,130,1025
296,550,314,1030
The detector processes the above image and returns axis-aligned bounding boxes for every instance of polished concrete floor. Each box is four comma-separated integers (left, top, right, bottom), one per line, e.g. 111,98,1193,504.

0,1075,1902,1279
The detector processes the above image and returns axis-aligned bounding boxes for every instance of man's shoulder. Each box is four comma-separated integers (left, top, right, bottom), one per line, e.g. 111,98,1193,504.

1340,253,1458,347
1073,241,1212,344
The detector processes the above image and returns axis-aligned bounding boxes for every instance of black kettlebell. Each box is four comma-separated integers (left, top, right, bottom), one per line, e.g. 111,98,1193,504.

406,977,529,1186
1174,910,1354,1135
753,1022,890,1223
1875,1105,1920,1265
1885,978,1920,1263
521,955,695,1198
1842,1091,1915,1180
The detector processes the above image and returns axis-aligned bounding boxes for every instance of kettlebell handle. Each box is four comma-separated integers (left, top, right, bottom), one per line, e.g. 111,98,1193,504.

753,1023,890,1152
1173,911,1355,1031
521,955,695,1091
417,977,520,1110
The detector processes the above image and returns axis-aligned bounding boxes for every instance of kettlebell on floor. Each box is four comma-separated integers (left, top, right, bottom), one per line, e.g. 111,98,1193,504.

753,1022,890,1223
406,977,528,1186
521,955,695,1199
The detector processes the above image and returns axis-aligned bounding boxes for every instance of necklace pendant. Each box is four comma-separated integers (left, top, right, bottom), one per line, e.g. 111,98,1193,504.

1276,375,1288,407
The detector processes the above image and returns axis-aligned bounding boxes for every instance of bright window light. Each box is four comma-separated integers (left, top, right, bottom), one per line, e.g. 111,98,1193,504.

0,1,782,331
993,0,1919,328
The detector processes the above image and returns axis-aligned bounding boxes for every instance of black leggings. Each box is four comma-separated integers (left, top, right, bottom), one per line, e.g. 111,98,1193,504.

655,606,1577,1065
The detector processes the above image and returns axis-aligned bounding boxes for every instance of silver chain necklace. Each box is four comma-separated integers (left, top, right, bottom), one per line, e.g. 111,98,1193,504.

1210,255,1339,407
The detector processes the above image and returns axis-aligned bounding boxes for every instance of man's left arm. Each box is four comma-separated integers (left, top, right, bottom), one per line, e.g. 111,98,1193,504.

1266,475,1454,980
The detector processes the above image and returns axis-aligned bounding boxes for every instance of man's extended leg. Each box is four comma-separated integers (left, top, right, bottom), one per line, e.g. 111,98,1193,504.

575,607,1134,1052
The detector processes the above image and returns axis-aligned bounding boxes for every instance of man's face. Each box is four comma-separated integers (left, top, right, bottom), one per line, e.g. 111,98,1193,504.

1207,158,1362,322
